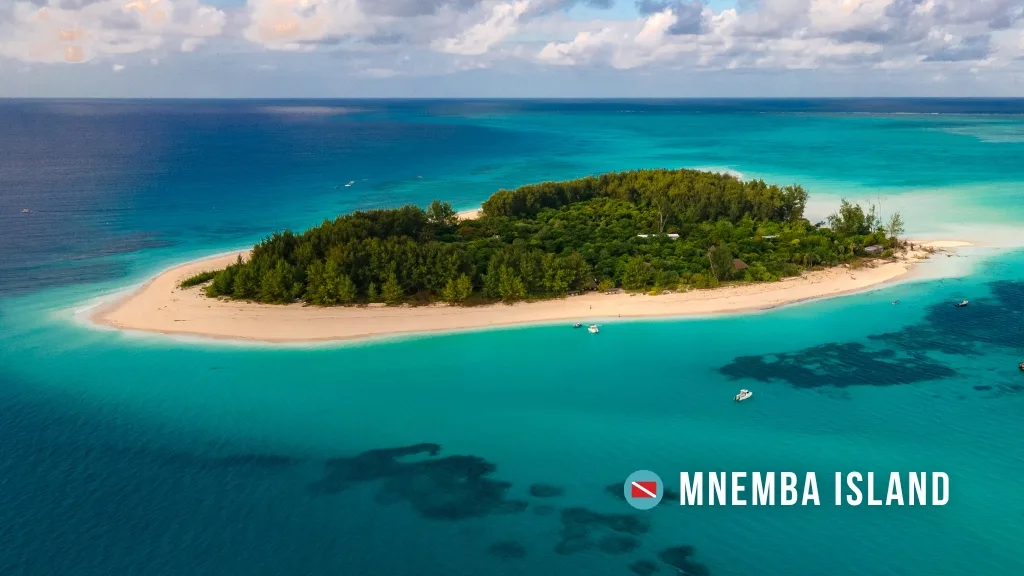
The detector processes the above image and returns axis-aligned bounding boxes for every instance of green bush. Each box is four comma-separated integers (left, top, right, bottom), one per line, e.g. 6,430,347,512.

621,256,651,290
381,272,404,305
180,271,217,289
197,169,880,306
442,274,473,303
744,262,778,282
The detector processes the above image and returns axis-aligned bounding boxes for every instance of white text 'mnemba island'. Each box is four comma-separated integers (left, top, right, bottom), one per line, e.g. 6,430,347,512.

679,472,950,506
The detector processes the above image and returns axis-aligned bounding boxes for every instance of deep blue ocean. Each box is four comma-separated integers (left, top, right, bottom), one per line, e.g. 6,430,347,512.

2,99,1024,576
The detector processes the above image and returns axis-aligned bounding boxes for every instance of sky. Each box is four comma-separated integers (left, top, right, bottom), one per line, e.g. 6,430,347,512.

2,0,1024,97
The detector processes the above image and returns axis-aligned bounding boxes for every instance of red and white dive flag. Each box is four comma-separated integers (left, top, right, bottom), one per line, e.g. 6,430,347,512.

631,481,658,498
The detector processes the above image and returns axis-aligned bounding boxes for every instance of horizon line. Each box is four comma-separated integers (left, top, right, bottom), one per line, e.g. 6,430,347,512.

4,96,1024,101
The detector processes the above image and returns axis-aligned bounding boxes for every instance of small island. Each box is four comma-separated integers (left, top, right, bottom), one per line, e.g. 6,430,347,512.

189,169,906,306
93,169,964,343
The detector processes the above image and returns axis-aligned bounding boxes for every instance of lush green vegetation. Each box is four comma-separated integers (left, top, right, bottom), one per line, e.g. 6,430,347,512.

179,270,218,289
201,169,903,306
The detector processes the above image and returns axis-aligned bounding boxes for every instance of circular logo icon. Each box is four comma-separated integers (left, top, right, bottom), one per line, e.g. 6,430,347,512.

624,470,663,510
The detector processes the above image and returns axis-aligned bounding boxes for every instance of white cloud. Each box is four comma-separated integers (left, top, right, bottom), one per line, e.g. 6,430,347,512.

243,0,369,51
432,1,529,55
531,0,1024,73
537,28,615,65
808,0,892,36
537,8,693,69
358,67,401,77
3,0,1023,91
233,0,1024,77
181,37,205,52
241,0,527,57
0,0,226,64
240,0,539,57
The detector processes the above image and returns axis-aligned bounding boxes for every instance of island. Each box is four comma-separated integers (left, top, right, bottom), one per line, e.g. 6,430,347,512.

92,169,968,343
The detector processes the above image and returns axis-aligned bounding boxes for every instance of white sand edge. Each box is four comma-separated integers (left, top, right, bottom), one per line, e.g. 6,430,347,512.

458,207,482,220
88,241,970,344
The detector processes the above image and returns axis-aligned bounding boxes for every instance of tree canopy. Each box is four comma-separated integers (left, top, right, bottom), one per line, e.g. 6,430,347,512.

194,168,901,306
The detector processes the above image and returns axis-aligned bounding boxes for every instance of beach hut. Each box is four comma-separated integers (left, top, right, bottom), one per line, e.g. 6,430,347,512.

732,259,749,271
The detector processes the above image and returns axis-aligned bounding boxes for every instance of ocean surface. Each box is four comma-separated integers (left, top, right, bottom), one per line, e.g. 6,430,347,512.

2,99,1024,576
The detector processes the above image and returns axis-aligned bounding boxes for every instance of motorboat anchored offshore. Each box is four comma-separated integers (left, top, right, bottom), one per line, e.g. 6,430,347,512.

955,300,969,308
588,324,599,334
734,389,753,402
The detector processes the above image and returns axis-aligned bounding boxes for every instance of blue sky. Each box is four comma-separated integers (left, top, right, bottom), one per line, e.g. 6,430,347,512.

2,0,1023,97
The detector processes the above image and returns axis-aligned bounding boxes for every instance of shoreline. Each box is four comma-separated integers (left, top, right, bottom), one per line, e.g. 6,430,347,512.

457,207,482,220
88,241,971,344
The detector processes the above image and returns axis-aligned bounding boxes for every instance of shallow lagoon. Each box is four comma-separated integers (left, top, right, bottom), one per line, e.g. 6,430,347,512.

2,99,1024,576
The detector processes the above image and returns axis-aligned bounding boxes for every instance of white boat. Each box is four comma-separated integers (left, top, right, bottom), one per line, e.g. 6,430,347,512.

587,324,599,334
345,181,355,187
22,208,30,213
734,389,753,402
954,300,969,308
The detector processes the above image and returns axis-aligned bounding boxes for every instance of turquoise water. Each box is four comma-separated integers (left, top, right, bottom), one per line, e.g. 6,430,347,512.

2,100,1024,575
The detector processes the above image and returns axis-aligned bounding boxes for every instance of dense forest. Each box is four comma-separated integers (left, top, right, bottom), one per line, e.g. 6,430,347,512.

193,169,905,306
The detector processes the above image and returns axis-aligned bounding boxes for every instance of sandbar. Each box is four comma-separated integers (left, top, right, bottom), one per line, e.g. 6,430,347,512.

89,241,967,344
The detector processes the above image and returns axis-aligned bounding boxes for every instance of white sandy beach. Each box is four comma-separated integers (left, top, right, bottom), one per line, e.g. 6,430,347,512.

90,241,967,344
458,207,482,220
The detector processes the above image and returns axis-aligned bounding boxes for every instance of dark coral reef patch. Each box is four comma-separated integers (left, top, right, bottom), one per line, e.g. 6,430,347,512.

309,443,527,520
